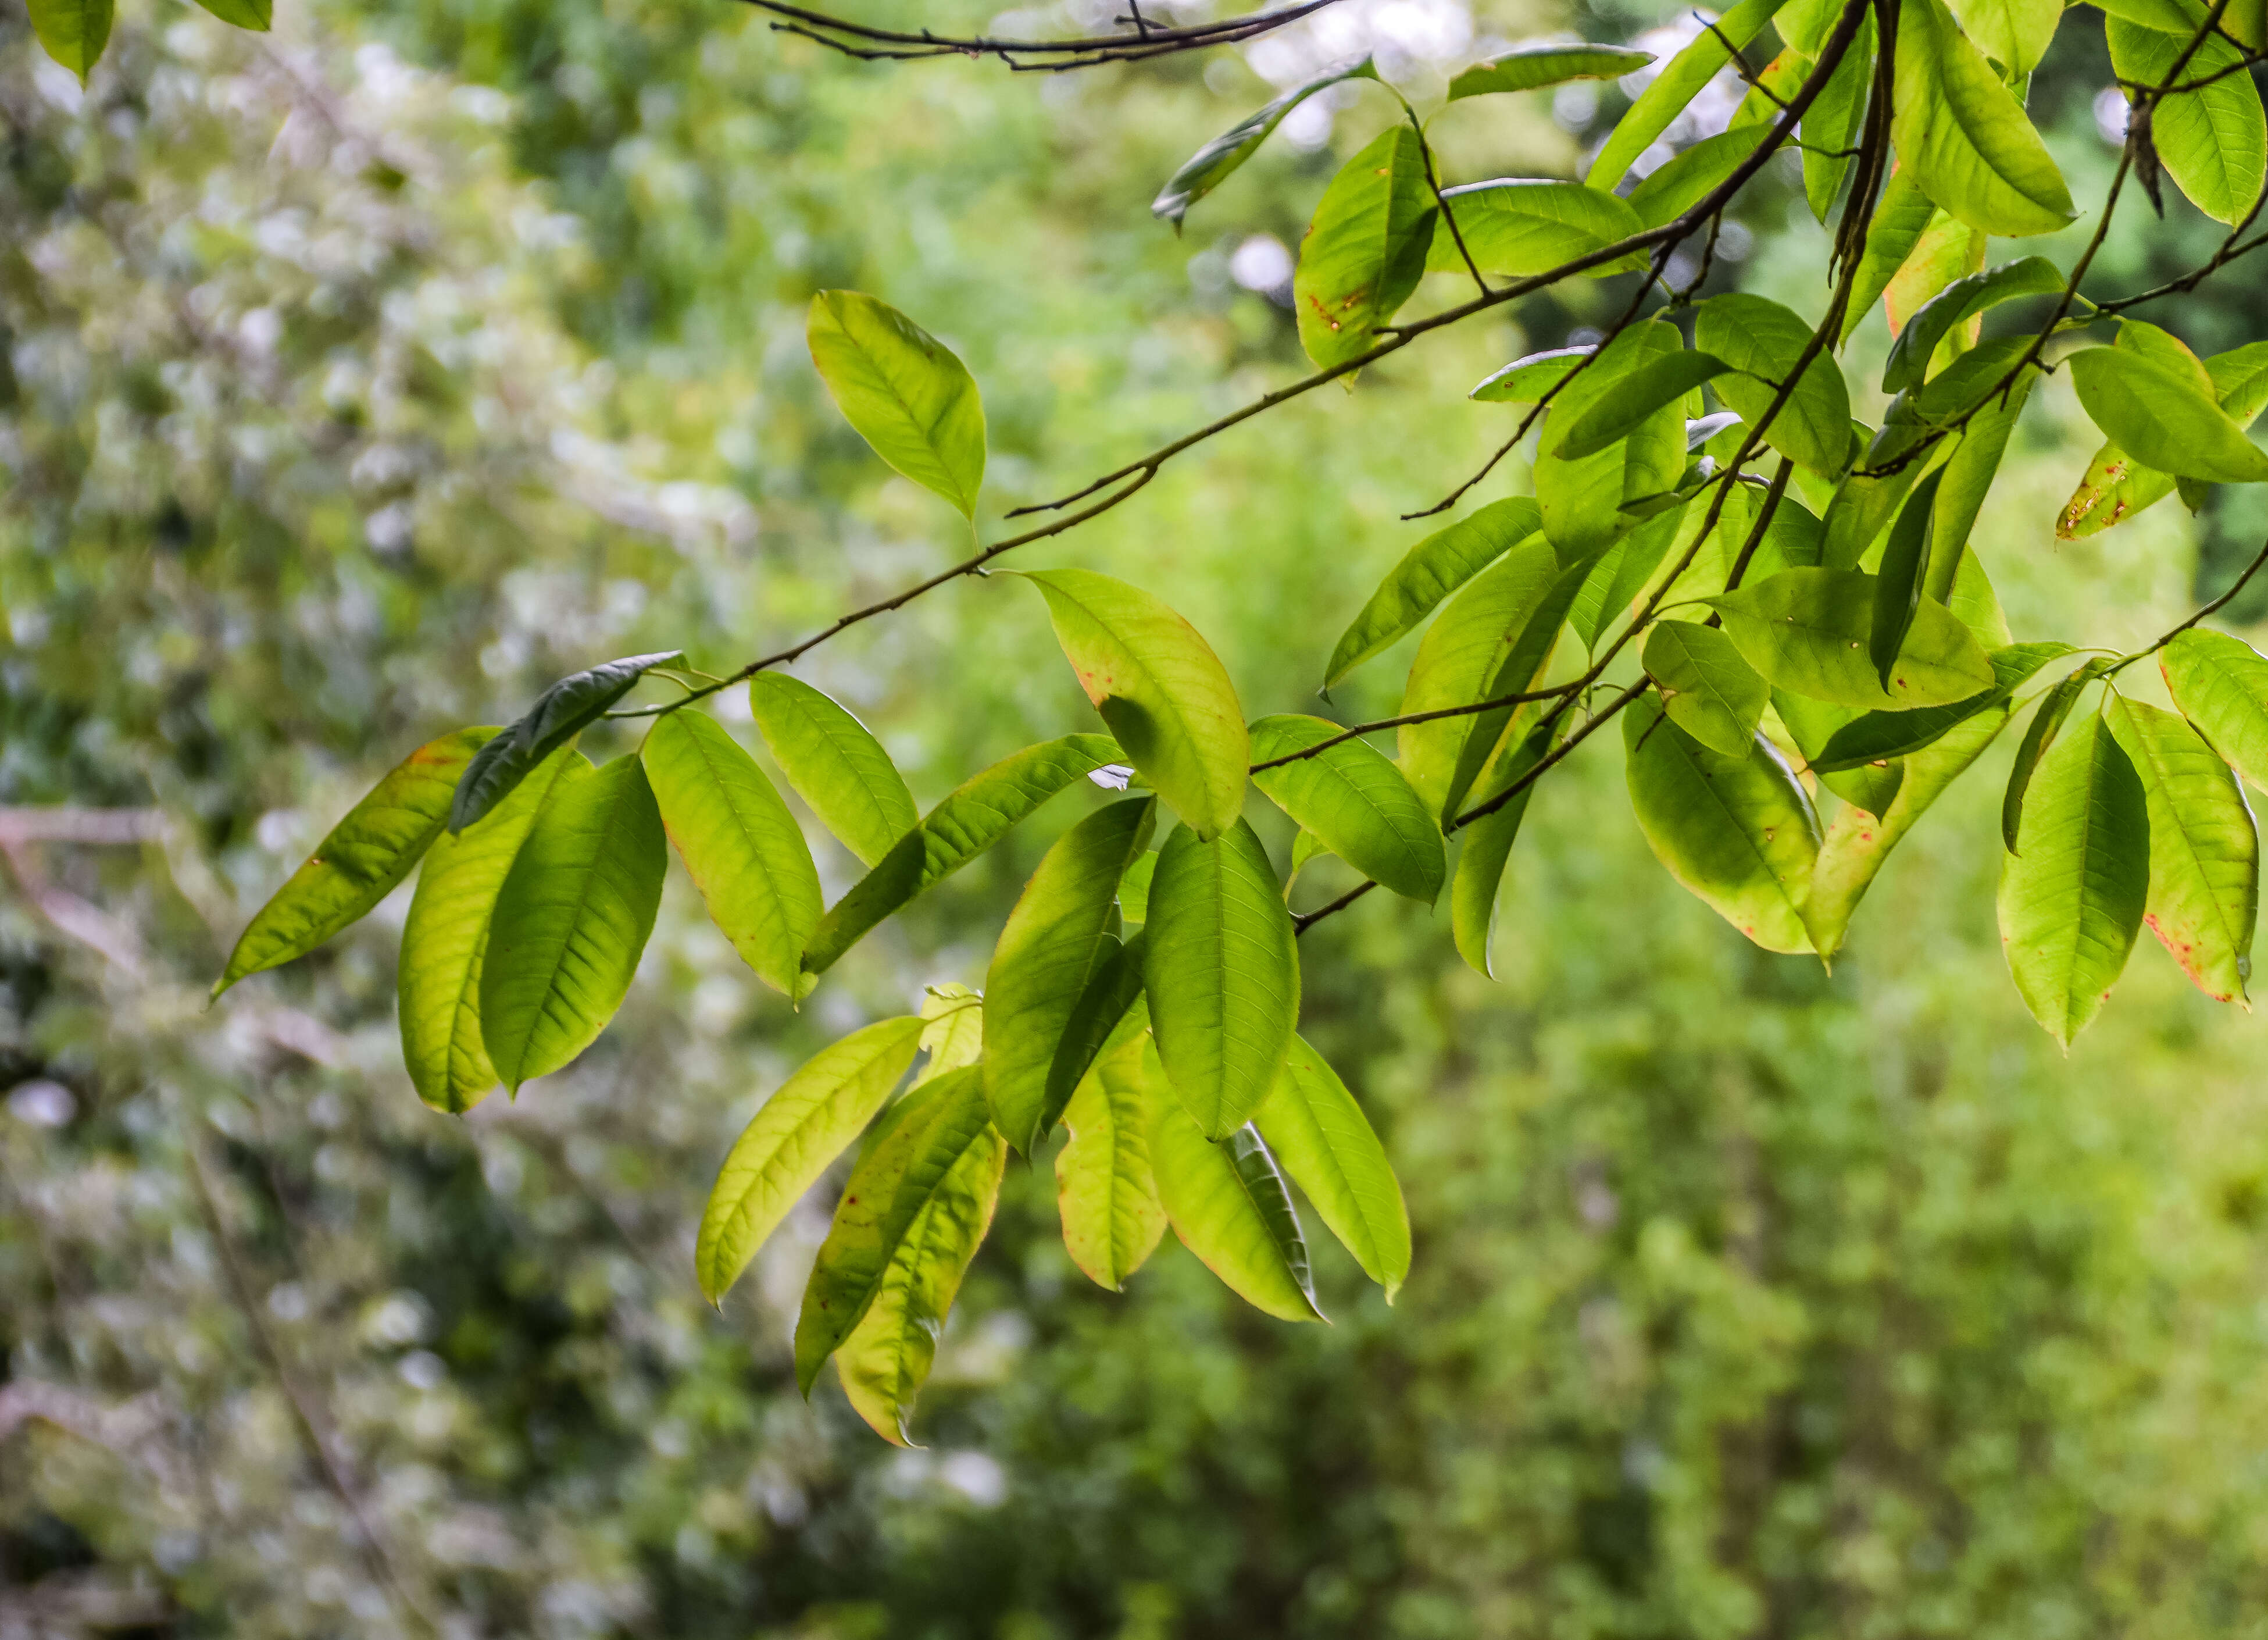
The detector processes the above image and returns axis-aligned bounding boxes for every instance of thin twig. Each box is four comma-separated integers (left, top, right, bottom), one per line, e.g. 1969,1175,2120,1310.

745,0,1349,69
1250,683,1580,771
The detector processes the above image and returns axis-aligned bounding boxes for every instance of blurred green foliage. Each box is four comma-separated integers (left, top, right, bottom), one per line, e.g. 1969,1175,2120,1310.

9,0,2268,1633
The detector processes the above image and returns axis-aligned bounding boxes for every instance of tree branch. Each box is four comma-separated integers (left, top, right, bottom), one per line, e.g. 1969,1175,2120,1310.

743,0,1350,70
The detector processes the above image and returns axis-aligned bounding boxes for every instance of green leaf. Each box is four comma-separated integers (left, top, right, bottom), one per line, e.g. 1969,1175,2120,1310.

1948,0,2061,72
2161,629,2268,793
916,985,985,1082
449,650,685,833
1997,714,2151,1046
1021,568,1249,840
1627,127,1773,229
2060,340,2268,537
2109,20,2267,225
1553,353,1734,461
1710,568,1996,709
984,798,1158,1154
1451,726,1554,978
1586,0,1790,187
1801,19,1876,221
1323,498,1541,689
1623,696,1821,954
801,735,1123,976
1430,180,1643,277
1448,41,1654,99
399,747,592,1114
1812,641,2073,771
795,1063,995,1394
2068,347,2268,484
2106,696,2258,1004
1808,696,2012,956
1254,1036,1411,1299
2001,662,2108,852
1569,504,1683,651
643,712,823,999
1117,851,1156,924
1535,319,1687,559
1142,819,1300,1139
1393,539,1559,817
1055,1032,1171,1292
478,755,668,1092
1870,470,1945,691
1644,621,1769,758
1294,126,1437,372
695,1015,926,1303
1885,206,1985,344
1692,293,1852,475
28,0,112,81
1777,689,1906,817
1044,930,1150,1135
1890,0,2076,237
1471,345,1592,404
1149,1104,1323,1322
1841,169,1940,341
1152,56,1378,227
1249,715,1444,903
747,673,919,868
191,0,271,27
807,290,985,518
1930,373,2035,568
217,727,497,996
837,1110,1006,1448
1883,256,2064,394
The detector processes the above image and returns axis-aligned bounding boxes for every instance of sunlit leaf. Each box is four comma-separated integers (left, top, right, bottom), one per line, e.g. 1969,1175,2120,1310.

1645,620,1769,757
1554,353,1734,461
1295,126,1437,372
1471,345,1592,404
399,747,591,1114
1448,41,1653,99
1812,641,2073,771
2001,662,2109,852
644,711,822,999
449,650,684,833
1801,19,1876,221
218,726,497,996
2067,345,2268,484
1142,820,1300,1139
1870,470,1945,691
1997,714,2151,1046
1587,0,1790,187
1451,726,1554,978
1628,127,1771,228
1777,689,1905,817
2107,696,2258,1005
478,754,669,1092
1253,1036,1410,1299
1431,179,1642,277
1324,498,1541,689
1056,1032,1171,1291
1535,319,1687,560
1149,1104,1323,1321
2162,628,2268,793
808,290,985,518
1044,931,1150,1136
1249,715,1444,903
1568,504,1684,651
1891,0,2075,236
1693,293,1852,475
1841,169,1939,342
191,0,271,27
1021,569,1249,840
2108,19,2267,225
1710,568,1996,709
1949,0,2062,72
1152,56,1377,227
1883,256,2063,393
747,672,919,868
916,985,985,1083
28,0,112,82
695,1015,927,1303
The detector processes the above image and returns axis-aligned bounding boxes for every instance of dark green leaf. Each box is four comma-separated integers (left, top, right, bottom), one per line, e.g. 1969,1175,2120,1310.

1870,470,1945,690
448,650,684,833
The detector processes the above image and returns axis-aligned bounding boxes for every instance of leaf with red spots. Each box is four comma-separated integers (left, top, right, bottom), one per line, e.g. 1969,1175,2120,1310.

2108,696,2258,1005
1291,125,1435,374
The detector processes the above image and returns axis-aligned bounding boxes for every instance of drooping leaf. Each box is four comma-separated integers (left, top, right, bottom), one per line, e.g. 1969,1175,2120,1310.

1056,1032,1171,1292
1020,569,1249,840
1431,180,1644,277
1623,695,1820,954
449,650,685,833
836,1110,1006,1447
1586,0,1791,187
2108,19,2267,226
1693,293,1852,474
1801,17,1876,221
1451,725,1555,978
1471,345,1592,404
1996,714,2151,1046
1644,620,1770,757
1535,319,1687,560
1883,256,2065,393
1841,169,1941,342
747,672,919,868
28,0,112,82
984,798,1158,1154
1870,470,1945,691
695,1015,926,1303
1294,126,1437,372
1152,57,1378,227
801,735,1123,975
2162,628,2268,793
1777,689,1906,817
478,755,669,1092
1891,0,2076,236
2067,346,2268,484
190,0,272,28
1930,372,2035,566
643,711,823,999
1323,497,1542,688
1710,568,1996,708
399,747,592,1114
2106,696,2258,1004
1885,209,1984,346
1628,127,1774,229
1396,540,1561,815
1254,1036,1411,1299
1948,0,2062,73
1044,930,1150,1135
916,985,985,1082
218,727,497,996
1553,353,1735,460
1568,504,1684,651
795,1063,994,1393
1812,642,2073,771
1448,41,1655,99
1438,550,1591,822
1149,1103,1324,1321
807,290,985,518
1142,820,1300,1139
1249,715,1444,903
2002,662,2109,852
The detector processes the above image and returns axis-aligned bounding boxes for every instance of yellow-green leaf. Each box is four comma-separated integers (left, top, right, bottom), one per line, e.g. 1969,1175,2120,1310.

1149,1103,1323,1322
28,0,112,81
1056,1032,1170,1292
1249,715,1444,903
807,290,985,518
1295,126,1437,372
1710,568,1996,709
1644,621,1769,758
1449,42,1653,99
1253,1036,1410,1300
2109,19,2267,225
1891,0,2076,237
2106,696,2258,1004
747,672,919,868
2162,628,2268,793
1152,57,1377,227
1324,498,1541,689
1586,0,1790,187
